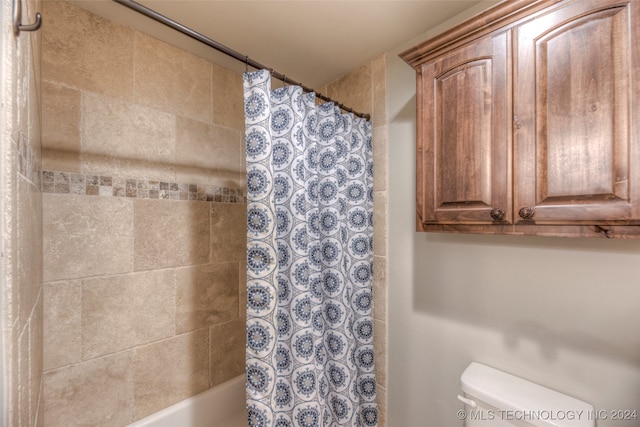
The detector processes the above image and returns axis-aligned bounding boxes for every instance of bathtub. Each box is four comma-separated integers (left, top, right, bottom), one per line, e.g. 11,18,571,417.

128,374,246,427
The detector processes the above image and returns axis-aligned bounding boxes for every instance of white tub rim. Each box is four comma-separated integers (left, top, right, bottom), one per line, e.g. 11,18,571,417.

127,374,246,427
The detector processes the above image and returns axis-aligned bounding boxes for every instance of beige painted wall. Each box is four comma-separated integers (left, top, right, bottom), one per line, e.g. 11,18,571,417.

1,0,44,425
386,2,640,426
40,2,246,425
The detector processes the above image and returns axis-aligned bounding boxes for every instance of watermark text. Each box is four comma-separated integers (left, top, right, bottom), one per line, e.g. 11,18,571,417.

457,409,638,422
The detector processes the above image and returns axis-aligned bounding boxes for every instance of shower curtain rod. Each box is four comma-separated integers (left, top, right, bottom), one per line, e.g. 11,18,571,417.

112,0,371,120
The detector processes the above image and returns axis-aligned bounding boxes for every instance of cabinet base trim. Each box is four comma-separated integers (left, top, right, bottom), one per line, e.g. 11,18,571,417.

418,224,640,239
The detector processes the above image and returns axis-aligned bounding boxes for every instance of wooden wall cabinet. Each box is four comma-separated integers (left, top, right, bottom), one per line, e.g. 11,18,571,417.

400,0,640,238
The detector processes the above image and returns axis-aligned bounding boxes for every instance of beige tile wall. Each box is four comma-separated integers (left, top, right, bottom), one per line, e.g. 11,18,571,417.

1,0,44,424
39,2,389,426
40,1,247,426
322,53,389,427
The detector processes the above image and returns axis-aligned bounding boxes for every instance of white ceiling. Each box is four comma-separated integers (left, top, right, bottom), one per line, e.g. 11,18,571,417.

70,0,491,88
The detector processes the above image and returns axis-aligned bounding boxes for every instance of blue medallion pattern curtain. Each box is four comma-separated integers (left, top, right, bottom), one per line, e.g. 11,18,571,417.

243,69,378,427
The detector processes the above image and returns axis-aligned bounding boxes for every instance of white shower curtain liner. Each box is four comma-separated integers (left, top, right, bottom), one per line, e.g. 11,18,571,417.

243,69,378,427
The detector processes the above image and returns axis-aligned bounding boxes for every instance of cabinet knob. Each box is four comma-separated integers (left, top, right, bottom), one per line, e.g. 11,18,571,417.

518,206,535,219
490,208,505,221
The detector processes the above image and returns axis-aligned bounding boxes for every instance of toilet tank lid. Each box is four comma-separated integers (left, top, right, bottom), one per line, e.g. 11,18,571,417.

461,363,594,427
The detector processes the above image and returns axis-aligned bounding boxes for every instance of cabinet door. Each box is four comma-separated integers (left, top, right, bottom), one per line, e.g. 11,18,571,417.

514,0,640,224
416,31,511,227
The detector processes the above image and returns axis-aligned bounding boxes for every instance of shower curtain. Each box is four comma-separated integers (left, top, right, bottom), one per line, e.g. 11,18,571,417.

243,69,378,427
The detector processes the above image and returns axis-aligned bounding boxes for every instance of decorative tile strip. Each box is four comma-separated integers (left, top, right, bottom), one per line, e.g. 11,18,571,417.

42,170,246,204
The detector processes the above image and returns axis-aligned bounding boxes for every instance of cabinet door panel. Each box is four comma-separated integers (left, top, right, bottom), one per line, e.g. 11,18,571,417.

418,32,510,225
515,0,640,223
438,59,492,207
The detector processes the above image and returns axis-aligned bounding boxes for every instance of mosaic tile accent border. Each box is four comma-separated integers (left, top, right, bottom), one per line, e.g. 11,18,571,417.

42,170,246,204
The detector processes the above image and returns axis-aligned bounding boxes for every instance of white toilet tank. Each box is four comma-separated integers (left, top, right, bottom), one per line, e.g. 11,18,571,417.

459,362,595,427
